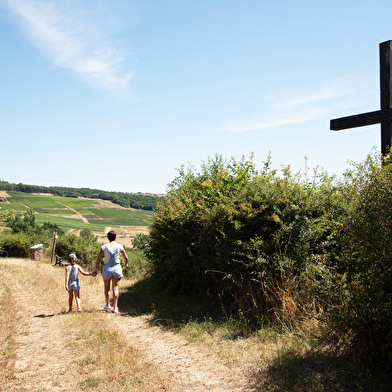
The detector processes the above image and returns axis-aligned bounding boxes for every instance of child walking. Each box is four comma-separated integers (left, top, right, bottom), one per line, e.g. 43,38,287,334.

65,253,95,312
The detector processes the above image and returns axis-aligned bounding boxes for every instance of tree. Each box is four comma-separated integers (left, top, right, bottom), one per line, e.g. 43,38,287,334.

79,228,97,243
8,208,36,233
132,233,150,250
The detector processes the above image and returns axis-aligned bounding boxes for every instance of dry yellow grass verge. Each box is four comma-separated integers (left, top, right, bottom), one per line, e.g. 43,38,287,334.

0,259,173,391
62,311,172,391
0,269,18,385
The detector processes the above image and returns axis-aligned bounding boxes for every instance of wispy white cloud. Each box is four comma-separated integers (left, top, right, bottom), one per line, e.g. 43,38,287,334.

221,75,376,133
0,0,135,96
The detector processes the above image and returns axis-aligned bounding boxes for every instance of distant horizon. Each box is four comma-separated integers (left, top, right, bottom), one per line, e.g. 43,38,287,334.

0,180,166,197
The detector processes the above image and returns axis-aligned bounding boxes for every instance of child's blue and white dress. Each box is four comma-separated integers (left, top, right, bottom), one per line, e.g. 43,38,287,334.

67,265,80,290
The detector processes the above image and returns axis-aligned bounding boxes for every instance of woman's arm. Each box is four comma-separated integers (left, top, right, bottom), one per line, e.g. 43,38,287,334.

93,249,104,272
121,248,129,269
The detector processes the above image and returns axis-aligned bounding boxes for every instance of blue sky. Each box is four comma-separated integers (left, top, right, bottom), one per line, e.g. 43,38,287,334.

0,0,390,194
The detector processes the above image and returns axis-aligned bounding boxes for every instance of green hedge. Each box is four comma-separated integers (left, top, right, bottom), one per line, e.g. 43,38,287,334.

146,152,392,364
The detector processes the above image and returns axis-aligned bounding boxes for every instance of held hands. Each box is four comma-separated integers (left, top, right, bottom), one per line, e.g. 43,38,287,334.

91,269,98,277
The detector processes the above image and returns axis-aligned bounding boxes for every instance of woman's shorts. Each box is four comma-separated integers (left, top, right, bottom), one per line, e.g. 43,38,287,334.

68,281,80,290
102,263,123,280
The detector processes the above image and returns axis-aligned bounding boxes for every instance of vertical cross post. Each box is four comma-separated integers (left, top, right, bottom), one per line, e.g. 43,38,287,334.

380,41,392,155
331,40,392,156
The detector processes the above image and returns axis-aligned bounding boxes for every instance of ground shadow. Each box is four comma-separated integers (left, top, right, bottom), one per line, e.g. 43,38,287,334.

119,276,225,328
254,347,392,392
34,314,54,318
119,277,392,391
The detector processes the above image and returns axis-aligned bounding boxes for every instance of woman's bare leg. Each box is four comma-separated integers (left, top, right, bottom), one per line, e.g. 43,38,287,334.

112,277,121,310
103,279,111,307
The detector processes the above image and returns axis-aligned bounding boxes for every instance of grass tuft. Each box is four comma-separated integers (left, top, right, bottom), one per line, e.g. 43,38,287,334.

0,273,18,383
78,376,102,389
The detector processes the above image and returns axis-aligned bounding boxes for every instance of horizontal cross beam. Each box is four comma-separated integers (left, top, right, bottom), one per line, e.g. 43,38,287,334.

331,108,392,130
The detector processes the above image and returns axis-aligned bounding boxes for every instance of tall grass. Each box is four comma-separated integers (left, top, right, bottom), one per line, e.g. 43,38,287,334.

0,272,17,383
122,273,392,391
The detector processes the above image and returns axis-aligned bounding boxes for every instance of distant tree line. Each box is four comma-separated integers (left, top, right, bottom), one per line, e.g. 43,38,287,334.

0,180,163,210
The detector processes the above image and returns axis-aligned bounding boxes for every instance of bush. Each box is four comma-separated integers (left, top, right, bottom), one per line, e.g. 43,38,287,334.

147,154,345,327
132,233,150,250
125,248,151,280
55,233,99,268
0,232,32,258
330,151,392,363
147,150,392,364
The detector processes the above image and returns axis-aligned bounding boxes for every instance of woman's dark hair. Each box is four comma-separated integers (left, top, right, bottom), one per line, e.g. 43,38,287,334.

107,230,117,242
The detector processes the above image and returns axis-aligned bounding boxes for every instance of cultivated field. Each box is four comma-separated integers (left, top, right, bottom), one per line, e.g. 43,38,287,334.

0,191,153,241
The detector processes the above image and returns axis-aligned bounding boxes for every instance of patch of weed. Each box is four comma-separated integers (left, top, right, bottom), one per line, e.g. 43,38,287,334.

78,376,102,389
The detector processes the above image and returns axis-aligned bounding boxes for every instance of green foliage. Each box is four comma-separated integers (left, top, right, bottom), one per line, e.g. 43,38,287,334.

0,208,15,223
55,234,100,267
88,208,152,226
34,214,104,232
8,208,36,234
147,150,392,364
126,248,151,280
147,154,344,325
132,233,150,250
330,149,392,362
0,206,99,265
79,228,97,243
0,231,32,257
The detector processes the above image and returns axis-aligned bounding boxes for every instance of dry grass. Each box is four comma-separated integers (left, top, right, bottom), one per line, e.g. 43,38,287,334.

62,312,172,391
2,257,391,391
0,267,19,385
0,191,11,198
0,259,173,391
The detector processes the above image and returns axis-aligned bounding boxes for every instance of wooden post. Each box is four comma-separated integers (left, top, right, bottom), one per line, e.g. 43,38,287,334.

51,230,58,264
331,40,392,156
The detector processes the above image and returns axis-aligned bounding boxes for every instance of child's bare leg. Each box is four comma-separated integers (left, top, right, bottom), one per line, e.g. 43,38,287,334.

112,277,121,309
75,289,81,310
68,290,74,311
103,279,111,307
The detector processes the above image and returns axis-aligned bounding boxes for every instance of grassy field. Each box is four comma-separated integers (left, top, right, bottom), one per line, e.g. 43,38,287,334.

1,191,154,233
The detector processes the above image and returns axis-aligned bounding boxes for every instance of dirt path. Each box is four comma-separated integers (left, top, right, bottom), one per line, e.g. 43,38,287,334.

111,315,251,391
0,259,85,391
0,259,257,391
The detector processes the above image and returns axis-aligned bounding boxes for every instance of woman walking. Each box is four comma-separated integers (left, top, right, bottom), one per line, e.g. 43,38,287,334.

93,230,128,313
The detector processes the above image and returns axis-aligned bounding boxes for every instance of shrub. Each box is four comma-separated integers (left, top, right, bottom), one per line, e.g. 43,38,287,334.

55,233,99,268
330,150,392,363
126,248,151,280
132,233,150,250
147,154,345,327
0,232,32,258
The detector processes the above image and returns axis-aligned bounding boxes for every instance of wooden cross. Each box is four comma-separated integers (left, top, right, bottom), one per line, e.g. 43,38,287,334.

330,40,392,156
